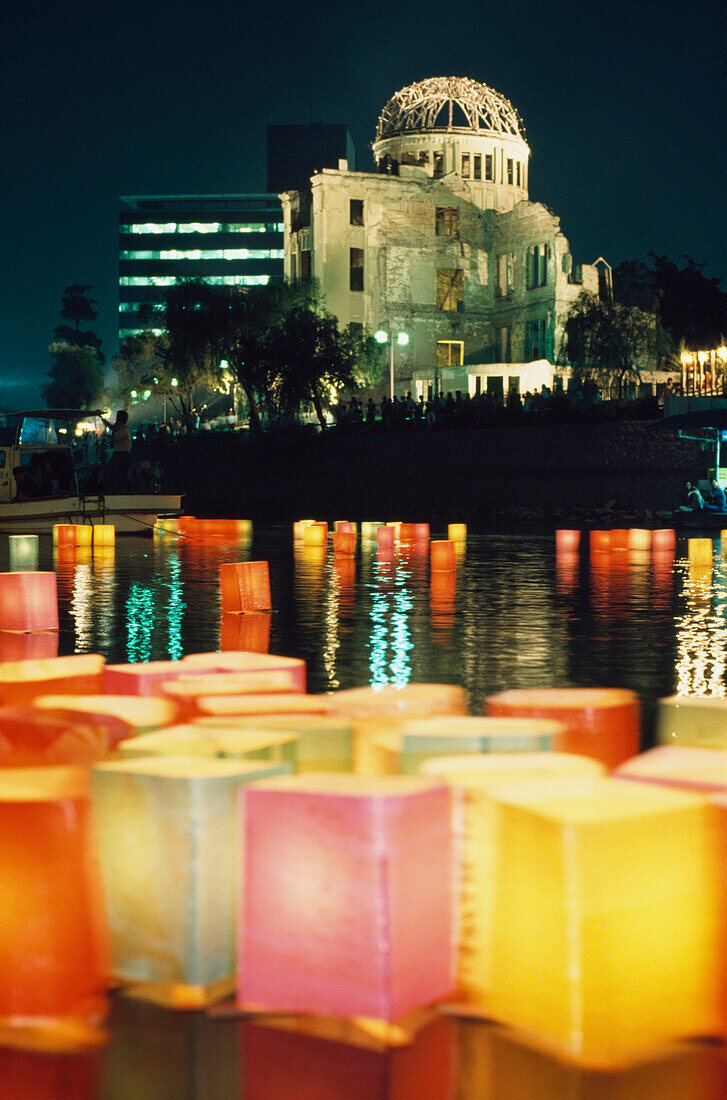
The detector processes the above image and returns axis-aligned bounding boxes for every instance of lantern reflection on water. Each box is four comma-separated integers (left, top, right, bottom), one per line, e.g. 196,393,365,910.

92,756,289,1009
219,611,271,653
430,541,456,572
238,774,455,1020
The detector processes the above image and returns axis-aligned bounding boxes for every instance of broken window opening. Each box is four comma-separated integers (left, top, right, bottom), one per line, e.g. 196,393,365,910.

527,244,550,289
436,269,464,312
485,154,493,181
516,162,521,187
433,151,444,178
436,340,464,368
461,154,470,178
496,253,515,298
473,154,482,180
507,159,514,185
436,207,459,237
349,247,364,292
349,199,364,226
301,250,311,280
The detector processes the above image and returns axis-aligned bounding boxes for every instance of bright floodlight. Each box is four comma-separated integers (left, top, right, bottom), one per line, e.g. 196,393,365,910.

397,333,409,346
375,330,388,344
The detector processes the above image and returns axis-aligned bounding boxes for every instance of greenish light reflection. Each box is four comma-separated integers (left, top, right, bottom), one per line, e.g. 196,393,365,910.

164,554,185,660
126,585,155,663
368,560,413,687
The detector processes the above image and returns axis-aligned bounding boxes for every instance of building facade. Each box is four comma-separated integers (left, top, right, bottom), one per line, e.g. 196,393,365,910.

118,194,284,339
280,76,598,399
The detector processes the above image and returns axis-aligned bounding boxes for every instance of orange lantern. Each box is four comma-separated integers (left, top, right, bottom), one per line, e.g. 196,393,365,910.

332,531,356,556
555,529,580,552
0,571,58,632
0,654,105,706
219,560,272,614
652,528,676,551
0,631,58,662
219,611,271,653
34,694,178,749
238,774,455,1019
609,529,629,552
485,687,641,768
0,766,108,1049
589,530,610,554
430,540,456,571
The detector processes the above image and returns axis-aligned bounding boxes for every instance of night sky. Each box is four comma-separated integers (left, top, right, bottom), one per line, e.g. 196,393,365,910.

2,0,725,406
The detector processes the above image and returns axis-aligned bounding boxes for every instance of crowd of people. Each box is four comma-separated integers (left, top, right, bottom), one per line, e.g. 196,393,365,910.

680,479,727,513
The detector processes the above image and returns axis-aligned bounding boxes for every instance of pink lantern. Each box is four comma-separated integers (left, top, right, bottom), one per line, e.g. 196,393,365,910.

0,572,58,632
556,529,580,552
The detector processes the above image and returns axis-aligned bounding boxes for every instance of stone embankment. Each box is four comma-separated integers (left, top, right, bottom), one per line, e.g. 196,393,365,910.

162,420,707,529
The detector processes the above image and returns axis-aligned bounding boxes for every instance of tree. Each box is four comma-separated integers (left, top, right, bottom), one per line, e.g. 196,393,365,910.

53,284,105,361
42,342,105,408
614,255,727,349
159,280,224,431
560,291,671,399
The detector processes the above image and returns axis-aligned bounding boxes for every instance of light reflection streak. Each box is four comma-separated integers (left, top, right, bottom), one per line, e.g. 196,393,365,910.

368,558,413,688
126,585,155,663
163,553,185,660
674,556,727,697
69,563,94,651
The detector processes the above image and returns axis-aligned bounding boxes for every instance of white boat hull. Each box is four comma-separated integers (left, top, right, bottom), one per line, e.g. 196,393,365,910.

0,495,183,535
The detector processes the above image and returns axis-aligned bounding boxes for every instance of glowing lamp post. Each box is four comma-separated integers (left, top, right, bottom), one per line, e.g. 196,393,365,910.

375,330,409,400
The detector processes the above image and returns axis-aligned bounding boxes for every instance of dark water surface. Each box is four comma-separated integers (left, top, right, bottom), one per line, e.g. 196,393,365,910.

12,526,727,1097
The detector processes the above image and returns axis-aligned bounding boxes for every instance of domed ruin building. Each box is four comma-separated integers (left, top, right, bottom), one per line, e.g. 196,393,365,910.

280,76,598,400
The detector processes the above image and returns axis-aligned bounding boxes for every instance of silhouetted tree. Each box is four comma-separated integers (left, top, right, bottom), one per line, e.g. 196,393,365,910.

614,255,727,348
43,343,105,408
53,284,105,360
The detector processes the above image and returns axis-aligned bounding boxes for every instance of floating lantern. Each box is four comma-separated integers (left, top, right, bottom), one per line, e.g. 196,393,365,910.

589,530,610,553
332,531,356,556
8,535,39,570
219,611,271,653
53,524,92,547
628,528,651,550
485,777,720,1067
656,694,727,748
448,523,467,542
236,519,253,540
92,757,288,1009
334,521,356,535
293,519,316,541
400,523,427,542
376,525,395,551
194,692,329,719
240,1015,455,1100
0,766,108,1049
485,687,641,768
609,529,629,552
219,561,272,614
0,630,58,662
194,713,355,772
688,538,713,566
422,755,605,1011
0,571,58,632
0,654,105,705
361,522,383,541
181,649,306,690
34,694,178,747
154,517,179,535
413,522,430,541
555,529,579,552
615,744,727,792
162,674,301,721
430,540,456,572
92,524,115,548
103,660,208,697
303,523,328,547
652,528,676,551
238,774,455,1020
117,724,298,770
0,706,110,766
386,522,401,541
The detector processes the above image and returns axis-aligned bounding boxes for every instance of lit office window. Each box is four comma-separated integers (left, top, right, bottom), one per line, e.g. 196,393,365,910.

126,223,177,234
121,249,283,261
119,275,273,288
177,222,221,233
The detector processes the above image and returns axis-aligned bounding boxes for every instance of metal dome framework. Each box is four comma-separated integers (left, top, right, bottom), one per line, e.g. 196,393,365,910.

375,77,526,142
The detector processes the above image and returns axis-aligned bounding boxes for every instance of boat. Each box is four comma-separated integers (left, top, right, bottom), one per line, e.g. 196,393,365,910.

0,411,182,535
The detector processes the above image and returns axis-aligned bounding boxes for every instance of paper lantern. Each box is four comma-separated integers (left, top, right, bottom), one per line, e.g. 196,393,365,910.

163,676,302,721
8,535,39,570
609,529,629,552
375,715,563,774
194,713,354,772
53,524,89,547
628,528,651,550
386,522,401,541
0,571,58,632
0,630,58,662
219,560,272,614
589,530,611,553
485,687,641,768
421,754,605,1011
181,649,306,691
219,611,271,653
485,777,720,1067
293,519,316,541
117,724,298,770
238,773,455,1019
657,694,727,748
154,517,180,534
236,519,253,540
0,654,105,705
334,521,356,535
92,756,289,1008
103,660,207,697
303,522,328,547
430,540,456,572
555,529,579,552
448,523,467,542
332,531,356,556
34,694,178,747
196,692,330,719
361,522,383,541
376,525,395,550
652,528,676,551
688,538,713,566
615,744,727,792
240,1015,455,1100
400,523,429,542
92,524,115,547
0,1047,104,1099
0,766,108,1049
0,706,110,765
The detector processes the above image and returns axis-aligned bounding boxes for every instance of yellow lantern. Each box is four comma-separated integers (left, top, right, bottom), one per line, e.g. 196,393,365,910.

117,724,298,771
193,713,354,772
688,538,713,567
448,523,467,542
92,524,115,548
91,756,290,1008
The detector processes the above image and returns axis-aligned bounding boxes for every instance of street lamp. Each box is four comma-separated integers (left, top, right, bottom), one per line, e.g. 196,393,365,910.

375,330,409,399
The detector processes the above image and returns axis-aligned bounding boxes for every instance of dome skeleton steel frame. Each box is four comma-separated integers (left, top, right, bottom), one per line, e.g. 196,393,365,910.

375,77,526,142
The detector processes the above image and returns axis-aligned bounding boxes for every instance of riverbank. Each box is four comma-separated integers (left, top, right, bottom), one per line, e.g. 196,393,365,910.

160,420,706,527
